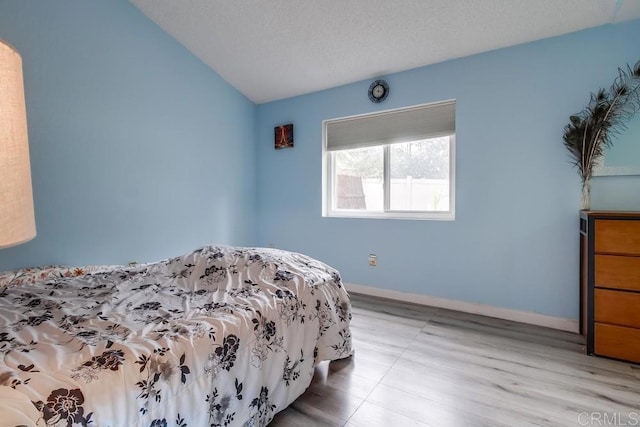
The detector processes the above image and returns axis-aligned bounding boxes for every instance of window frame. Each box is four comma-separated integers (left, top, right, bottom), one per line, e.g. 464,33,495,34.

322,103,456,221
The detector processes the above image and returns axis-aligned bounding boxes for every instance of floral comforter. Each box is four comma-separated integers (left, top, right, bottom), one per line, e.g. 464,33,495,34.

0,246,353,427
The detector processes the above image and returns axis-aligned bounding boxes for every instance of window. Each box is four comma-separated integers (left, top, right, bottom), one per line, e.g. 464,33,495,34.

323,100,455,220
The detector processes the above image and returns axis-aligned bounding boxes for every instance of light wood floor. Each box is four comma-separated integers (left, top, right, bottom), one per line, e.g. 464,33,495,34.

269,293,640,426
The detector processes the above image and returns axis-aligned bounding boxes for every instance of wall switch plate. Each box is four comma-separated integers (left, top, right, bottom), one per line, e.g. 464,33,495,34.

368,254,377,266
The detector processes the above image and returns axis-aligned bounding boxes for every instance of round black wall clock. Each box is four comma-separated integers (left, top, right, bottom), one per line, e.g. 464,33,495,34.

368,79,389,103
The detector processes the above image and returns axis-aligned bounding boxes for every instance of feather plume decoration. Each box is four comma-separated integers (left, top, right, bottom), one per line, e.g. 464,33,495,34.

563,60,640,184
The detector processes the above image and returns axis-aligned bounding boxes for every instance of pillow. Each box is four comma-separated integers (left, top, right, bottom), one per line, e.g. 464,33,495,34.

0,265,120,288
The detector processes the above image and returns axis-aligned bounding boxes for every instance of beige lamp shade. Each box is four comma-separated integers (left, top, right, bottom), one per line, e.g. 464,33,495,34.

0,40,36,249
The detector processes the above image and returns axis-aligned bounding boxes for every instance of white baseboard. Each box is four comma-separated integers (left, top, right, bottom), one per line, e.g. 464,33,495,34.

345,282,579,333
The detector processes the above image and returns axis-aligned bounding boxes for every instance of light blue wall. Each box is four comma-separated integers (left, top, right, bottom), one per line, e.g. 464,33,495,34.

2,1,637,320
0,0,257,270
257,19,640,320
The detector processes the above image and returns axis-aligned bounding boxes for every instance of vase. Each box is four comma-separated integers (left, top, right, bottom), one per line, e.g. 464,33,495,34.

581,180,591,210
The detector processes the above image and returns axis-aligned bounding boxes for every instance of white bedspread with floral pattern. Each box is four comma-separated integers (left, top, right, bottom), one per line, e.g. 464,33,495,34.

0,246,353,427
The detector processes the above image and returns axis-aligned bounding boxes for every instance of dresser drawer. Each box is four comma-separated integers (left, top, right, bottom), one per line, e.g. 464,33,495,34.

595,255,640,291
594,323,640,363
594,288,640,328
595,219,640,255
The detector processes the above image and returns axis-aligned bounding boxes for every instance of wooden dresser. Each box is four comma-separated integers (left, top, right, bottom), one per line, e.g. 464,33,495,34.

580,211,640,363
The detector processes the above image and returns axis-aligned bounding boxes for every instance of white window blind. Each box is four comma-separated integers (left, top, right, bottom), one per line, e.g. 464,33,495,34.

326,100,455,152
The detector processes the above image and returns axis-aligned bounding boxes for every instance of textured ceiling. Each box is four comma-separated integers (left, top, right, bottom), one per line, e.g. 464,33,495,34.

130,0,640,104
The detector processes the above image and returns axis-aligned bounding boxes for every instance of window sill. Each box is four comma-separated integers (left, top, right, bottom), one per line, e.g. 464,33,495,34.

324,211,455,221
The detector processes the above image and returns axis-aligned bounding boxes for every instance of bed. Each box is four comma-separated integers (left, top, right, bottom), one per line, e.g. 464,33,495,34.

0,245,353,427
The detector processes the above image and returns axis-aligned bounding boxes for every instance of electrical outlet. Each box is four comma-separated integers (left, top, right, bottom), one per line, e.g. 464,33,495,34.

368,254,377,266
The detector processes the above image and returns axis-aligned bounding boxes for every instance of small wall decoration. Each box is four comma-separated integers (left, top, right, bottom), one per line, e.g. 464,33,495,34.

274,124,294,149
368,79,389,103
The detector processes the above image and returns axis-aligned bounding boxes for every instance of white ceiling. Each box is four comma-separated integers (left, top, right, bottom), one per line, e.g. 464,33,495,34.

130,0,640,104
